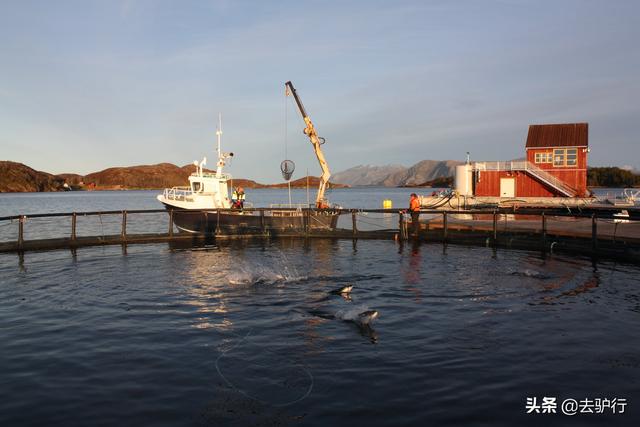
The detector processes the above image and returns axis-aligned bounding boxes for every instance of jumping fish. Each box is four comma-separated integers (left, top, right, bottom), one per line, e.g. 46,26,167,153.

330,284,353,295
356,310,379,325
304,307,379,343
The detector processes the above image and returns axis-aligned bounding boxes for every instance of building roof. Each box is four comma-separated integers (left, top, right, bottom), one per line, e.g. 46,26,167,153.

525,123,588,148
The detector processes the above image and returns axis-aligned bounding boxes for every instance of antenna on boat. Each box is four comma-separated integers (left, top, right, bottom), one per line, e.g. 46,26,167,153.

216,113,222,162
215,113,233,178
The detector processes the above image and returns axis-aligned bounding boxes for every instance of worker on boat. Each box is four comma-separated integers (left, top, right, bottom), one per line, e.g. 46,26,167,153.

232,187,245,209
409,193,421,237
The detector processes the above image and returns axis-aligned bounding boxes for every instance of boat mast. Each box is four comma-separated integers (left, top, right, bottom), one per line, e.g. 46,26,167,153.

215,113,223,177
214,113,234,178
285,81,331,209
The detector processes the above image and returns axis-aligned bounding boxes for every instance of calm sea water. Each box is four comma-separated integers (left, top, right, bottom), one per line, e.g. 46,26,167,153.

1,190,639,426
0,187,629,217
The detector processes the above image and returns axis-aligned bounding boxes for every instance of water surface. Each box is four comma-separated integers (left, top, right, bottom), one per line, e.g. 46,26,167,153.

1,239,639,426
1,189,638,426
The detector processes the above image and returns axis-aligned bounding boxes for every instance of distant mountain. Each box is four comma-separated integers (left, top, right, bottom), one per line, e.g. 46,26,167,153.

83,164,347,190
0,161,348,192
83,163,195,189
0,161,67,192
55,173,84,186
332,160,463,187
385,160,463,186
229,176,347,190
259,176,348,189
409,176,454,188
331,164,407,186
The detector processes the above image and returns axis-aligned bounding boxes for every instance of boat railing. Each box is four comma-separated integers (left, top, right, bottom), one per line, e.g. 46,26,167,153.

163,187,192,201
267,203,310,216
269,203,309,210
191,172,232,180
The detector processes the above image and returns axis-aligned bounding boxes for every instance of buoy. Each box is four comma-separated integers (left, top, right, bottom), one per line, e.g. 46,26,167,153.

383,199,393,209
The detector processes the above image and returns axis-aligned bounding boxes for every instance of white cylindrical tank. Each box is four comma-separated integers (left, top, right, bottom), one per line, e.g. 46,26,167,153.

455,164,473,196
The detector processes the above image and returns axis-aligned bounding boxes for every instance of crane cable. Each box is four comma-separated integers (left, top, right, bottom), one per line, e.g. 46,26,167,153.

284,85,288,161
284,88,292,206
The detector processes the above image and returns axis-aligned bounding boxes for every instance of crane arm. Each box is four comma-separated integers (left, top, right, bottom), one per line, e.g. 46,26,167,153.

285,81,331,209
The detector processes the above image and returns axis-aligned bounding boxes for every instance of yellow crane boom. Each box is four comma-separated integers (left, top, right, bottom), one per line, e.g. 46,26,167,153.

285,81,331,209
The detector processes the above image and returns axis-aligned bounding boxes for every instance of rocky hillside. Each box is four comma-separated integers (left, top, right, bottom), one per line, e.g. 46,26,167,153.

0,161,348,192
0,161,68,192
330,164,407,186
83,165,347,190
55,173,84,186
259,176,348,189
332,160,463,187
83,163,195,189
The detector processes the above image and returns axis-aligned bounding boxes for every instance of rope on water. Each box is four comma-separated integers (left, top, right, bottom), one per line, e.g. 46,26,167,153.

214,329,314,407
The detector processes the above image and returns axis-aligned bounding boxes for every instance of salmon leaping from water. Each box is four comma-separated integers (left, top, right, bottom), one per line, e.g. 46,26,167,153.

357,310,379,326
330,284,353,300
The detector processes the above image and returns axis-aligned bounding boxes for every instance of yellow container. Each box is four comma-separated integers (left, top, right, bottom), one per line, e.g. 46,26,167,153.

382,199,393,209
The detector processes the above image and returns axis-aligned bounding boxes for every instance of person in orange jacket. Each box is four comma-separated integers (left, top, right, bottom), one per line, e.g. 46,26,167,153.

409,193,421,236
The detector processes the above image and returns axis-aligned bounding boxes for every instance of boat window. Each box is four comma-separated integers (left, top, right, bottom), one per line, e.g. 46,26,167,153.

192,182,202,192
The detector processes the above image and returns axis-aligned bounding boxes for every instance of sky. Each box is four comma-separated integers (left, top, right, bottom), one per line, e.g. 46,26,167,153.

1,0,639,183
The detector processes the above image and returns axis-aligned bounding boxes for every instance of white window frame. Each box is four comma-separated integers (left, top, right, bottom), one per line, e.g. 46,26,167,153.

535,151,553,164
553,148,578,167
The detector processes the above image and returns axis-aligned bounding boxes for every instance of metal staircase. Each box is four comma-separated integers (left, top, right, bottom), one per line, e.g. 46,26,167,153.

474,161,577,197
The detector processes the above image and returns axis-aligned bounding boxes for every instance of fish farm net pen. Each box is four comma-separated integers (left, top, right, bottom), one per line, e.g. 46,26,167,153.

0,208,639,264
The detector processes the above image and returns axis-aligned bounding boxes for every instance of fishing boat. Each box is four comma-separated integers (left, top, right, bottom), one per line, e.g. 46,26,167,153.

157,82,340,234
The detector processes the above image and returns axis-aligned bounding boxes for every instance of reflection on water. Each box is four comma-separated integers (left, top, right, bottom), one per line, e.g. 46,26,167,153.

400,240,424,302
1,240,639,426
178,247,233,331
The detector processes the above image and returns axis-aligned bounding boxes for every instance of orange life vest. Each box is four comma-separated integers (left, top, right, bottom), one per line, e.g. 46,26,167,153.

410,197,420,212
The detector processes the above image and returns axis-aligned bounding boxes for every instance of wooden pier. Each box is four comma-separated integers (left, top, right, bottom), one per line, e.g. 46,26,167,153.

1,207,639,263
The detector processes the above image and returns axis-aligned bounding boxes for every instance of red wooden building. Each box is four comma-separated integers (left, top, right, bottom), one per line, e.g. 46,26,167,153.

472,123,589,198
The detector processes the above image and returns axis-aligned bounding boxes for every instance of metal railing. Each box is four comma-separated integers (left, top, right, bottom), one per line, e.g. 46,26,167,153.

197,172,231,180
1,207,638,261
475,161,577,197
269,203,308,210
163,180,236,202
163,187,193,201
